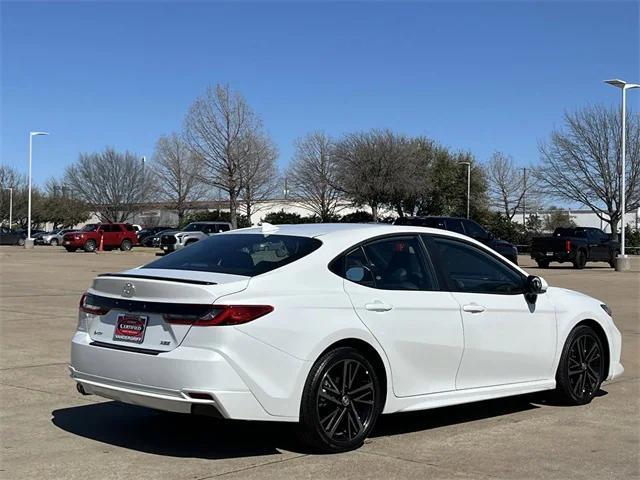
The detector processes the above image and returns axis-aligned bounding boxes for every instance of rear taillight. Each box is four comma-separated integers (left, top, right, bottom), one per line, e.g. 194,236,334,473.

163,305,273,327
565,240,571,253
79,293,110,315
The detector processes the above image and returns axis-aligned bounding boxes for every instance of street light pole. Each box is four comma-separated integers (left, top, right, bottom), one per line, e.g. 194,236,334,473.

605,79,639,271
26,131,49,247
522,167,527,229
459,161,471,219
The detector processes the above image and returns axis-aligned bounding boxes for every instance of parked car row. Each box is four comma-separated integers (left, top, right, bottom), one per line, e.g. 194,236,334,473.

1,218,621,269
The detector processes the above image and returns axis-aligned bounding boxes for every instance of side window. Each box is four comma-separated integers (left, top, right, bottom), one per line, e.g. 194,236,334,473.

462,220,487,239
218,224,230,232
124,224,134,232
445,219,465,234
429,237,524,295
362,236,437,291
343,247,376,288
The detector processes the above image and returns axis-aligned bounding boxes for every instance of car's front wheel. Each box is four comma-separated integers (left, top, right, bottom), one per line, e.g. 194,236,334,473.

555,325,605,405
50,238,59,246
298,347,382,453
573,250,587,269
17,238,25,246
120,239,132,251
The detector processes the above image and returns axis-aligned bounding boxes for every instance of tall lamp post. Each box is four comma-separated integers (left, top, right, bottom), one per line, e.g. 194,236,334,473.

605,79,639,271
3,187,12,229
26,131,50,248
459,161,471,219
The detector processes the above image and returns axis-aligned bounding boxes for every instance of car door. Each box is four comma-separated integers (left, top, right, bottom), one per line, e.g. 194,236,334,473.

340,235,464,397
425,235,557,390
0,227,9,245
587,229,609,261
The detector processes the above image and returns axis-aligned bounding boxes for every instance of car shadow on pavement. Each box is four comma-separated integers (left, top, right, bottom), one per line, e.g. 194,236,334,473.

51,401,304,459
51,392,570,457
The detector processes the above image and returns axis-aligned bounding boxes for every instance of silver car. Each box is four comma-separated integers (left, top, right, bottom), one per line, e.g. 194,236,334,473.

159,221,232,253
40,229,76,246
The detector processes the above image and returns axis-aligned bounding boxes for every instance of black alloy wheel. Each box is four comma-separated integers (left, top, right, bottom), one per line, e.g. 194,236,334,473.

299,347,381,453
556,326,605,405
573,250,587,269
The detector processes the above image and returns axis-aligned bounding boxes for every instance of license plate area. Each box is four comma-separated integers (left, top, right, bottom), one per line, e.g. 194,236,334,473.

113,314,148,344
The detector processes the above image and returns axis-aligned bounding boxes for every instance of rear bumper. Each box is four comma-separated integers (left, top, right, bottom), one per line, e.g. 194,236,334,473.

531,251,574,262
69,332,298,422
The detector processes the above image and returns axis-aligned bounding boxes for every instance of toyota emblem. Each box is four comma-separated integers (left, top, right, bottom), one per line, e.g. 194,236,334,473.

122,282,135,298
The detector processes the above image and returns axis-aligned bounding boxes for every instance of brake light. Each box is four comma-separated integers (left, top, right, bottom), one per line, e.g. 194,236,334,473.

565,240,571,253
79,293,110,315
163,305,273,326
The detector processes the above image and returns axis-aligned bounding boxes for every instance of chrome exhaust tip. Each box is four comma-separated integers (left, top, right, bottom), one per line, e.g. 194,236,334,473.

76,383,90,395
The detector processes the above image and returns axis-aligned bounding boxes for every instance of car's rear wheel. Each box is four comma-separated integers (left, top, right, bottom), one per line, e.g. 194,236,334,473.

573,250,586,269
536,260,549,268
555,325,605,405
17,238,25,246
84,239,97,252
50,238,59,246
298,347,382,453
120,239,132,251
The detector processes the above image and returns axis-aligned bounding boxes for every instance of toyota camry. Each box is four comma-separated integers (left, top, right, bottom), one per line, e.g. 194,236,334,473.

70,223,623,452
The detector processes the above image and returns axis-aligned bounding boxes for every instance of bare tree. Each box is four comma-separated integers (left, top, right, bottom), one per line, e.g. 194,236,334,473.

0,165,26,226
239,132,279,224
536,105,640,233
334,130,413,221
185,84,263,229
486,151,538,220
152,133,207,224
64,147,153,222
287,132,342,221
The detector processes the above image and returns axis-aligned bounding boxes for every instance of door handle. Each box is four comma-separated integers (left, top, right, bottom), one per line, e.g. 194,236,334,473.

462,303,486,313
365,300,393,312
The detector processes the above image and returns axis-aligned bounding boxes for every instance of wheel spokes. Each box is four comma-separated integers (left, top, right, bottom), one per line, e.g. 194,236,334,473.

317,358,376,441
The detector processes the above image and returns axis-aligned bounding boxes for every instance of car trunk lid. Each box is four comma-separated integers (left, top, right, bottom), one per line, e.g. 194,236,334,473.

84,269,249,352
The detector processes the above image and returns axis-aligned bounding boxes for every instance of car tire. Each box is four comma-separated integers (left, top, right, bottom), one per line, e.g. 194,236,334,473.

65,247,77,253
50,238,59,246
536,260,549,268
120,239,132,251
573,250,586,269
84,239,97,252
17,238,25,246
298,347,382,453
555,325,605,405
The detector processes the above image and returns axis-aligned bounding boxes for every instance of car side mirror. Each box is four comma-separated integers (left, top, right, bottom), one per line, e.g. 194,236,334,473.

525,275,547,295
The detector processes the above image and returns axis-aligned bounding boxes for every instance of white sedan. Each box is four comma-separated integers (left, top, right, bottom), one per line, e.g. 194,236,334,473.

70,223,623,452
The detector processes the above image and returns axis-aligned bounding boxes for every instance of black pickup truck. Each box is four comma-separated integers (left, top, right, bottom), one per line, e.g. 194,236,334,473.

531,227,619,269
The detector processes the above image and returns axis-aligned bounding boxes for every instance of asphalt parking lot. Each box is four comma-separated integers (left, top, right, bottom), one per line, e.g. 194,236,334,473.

0,246,638,480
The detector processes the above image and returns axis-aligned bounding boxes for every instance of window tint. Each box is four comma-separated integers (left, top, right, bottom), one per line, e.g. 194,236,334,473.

445,219,465,234
124,224,135,232
429,237,524,294
143,234,322,277
343,247,375,288
202,225,216,234
362,236,436,290
218,224,230,232
462,220,487,239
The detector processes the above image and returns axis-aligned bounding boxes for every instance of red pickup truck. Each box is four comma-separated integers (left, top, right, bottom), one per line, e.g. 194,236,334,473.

62,223,138,252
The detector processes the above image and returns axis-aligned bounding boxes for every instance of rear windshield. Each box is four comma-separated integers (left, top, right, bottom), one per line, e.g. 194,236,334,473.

142,234,322,276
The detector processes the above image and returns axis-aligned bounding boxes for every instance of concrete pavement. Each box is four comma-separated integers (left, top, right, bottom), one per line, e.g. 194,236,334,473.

1,247,638,479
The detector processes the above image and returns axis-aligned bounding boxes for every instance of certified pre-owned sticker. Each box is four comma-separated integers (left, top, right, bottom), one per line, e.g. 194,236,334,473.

113,314,148,344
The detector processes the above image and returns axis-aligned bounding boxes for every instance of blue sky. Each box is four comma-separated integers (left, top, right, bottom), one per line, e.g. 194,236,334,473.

1,1,639,187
